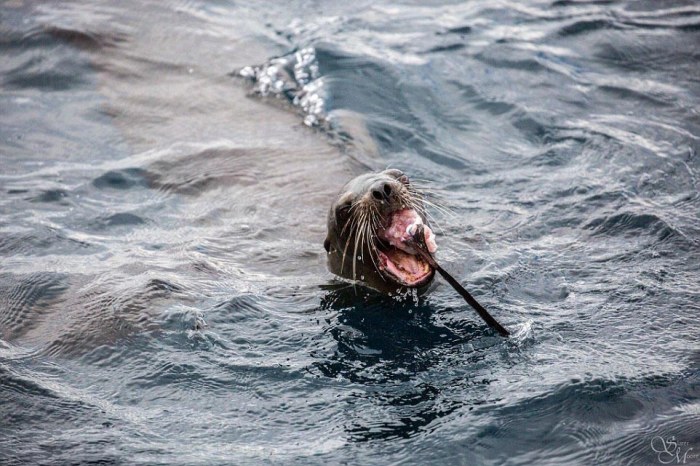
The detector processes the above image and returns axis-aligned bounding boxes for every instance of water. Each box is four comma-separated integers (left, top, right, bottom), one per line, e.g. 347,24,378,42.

1,1,699,464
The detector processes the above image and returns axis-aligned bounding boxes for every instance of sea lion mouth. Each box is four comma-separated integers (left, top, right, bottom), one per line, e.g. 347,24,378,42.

376,208,437,287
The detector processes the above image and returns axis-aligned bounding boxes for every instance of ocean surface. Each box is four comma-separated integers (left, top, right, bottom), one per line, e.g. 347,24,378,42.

1,1,699,464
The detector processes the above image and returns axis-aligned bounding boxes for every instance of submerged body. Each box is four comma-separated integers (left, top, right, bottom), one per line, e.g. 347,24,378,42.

324,169,437,293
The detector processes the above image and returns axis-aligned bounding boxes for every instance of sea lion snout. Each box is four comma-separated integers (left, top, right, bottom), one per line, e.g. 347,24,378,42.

365,177,406,215
369,179,395,202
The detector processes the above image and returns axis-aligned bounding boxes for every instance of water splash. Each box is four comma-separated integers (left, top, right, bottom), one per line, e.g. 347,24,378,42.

510,319,535,345
238,47,326,127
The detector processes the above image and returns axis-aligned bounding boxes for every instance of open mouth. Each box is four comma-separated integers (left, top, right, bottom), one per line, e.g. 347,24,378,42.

377,208,437,287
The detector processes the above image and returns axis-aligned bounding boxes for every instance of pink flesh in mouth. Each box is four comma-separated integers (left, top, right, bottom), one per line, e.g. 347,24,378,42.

377,208,438,286
380,208,437,254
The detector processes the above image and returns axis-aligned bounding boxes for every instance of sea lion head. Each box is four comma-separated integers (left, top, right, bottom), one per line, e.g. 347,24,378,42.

324,169,437,293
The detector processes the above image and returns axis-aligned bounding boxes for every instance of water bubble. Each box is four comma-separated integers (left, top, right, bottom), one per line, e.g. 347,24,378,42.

303,114,317,126
239,66,255,78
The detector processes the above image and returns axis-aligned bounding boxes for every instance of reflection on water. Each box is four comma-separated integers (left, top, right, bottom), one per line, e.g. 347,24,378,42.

1,0,699,464
317,286,495,442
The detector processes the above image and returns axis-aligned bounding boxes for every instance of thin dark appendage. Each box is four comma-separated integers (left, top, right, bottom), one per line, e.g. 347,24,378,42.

410,225,510,337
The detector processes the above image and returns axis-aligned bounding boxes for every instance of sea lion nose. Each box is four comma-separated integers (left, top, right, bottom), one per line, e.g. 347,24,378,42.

371,181,394,202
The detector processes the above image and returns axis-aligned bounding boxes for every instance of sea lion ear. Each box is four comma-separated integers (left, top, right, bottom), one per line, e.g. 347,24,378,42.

324,237,331,252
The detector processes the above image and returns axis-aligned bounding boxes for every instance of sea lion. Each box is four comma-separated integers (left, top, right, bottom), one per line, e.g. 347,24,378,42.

324,169,438,293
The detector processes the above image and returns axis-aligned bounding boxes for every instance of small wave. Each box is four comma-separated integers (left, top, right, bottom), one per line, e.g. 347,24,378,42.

145,146,270,196
0,23,118,92
426,43,466,54
0,273,68,341
557,18,621,37
28,189,70,204
90,212,145,230
438,25,473,36
238,47,327,127
584,211,683,242
43,25,128,51
0,227,96,257
35,274,185,358
92,168,150,190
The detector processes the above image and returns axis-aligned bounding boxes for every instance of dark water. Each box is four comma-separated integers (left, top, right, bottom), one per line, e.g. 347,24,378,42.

2,1,700,464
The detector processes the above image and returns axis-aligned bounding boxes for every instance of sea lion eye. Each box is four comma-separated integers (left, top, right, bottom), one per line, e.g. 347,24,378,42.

383,168,404,179
383,169,409,185
335,192,354,213
336,199,353,220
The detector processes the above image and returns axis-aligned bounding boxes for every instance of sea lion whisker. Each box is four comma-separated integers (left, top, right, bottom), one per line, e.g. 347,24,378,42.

408,179,444,191
364,209,383,279
369,204,382,229
351,210,368,281
348,200,364,212
360,222,377,278
406,181,439,195
340,207,362,273
408,186,454,217
340,232,353,274
339,213,353,239
422,207,446,235
355,210,370,280
412,195,454,219
340,200,363,238
405,195,441,222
